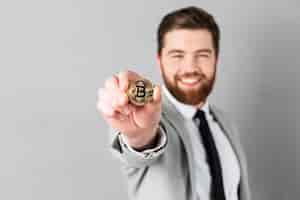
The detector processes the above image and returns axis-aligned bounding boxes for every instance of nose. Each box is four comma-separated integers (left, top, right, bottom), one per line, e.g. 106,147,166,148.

182,55,198,72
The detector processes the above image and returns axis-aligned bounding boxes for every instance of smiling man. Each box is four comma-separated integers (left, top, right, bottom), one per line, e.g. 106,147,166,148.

97,6,251,200
158,28,216,107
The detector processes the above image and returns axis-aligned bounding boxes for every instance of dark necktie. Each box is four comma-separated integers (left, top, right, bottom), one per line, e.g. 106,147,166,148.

193,109,226,200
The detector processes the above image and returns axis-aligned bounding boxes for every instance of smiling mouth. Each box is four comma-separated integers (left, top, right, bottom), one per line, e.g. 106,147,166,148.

178,77,201,87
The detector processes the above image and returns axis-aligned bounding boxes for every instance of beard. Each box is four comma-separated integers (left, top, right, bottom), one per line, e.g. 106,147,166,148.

161,67,216,106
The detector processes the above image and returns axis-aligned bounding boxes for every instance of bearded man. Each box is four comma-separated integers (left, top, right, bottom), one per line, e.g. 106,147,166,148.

97,6,251,200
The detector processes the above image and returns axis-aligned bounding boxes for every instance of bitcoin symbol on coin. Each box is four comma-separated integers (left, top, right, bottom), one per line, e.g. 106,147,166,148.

136,80,146,98
127,79,154,106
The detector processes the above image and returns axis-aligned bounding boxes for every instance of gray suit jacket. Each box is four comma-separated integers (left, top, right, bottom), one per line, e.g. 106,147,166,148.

109,92,251,200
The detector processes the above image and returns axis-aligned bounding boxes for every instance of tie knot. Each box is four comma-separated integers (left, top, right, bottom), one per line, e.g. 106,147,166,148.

193,109,206,121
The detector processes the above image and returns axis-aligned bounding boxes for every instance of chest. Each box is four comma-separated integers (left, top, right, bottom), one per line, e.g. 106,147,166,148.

187,118,241,199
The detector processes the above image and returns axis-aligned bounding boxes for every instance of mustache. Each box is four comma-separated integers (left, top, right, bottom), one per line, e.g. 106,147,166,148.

176,72,204,80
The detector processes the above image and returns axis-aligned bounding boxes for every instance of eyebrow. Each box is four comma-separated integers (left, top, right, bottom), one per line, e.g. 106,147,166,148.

167,48,212,55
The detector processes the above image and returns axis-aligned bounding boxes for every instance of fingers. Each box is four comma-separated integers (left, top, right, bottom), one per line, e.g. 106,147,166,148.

105,74,129,105
97,93,129,128
118,70,141,92
97,71,162,135
104,75,128,108
152,84,161,104
105,74,119,91
98,86,130,116
97,71,134,118
118,71,129,92
98,70,160,119
97,88,116,117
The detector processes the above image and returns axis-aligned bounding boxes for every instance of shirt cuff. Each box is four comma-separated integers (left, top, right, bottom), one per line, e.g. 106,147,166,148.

118,123,167,159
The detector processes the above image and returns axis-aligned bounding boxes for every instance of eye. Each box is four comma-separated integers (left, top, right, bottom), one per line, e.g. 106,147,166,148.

172,55,184,59
197,54,209,58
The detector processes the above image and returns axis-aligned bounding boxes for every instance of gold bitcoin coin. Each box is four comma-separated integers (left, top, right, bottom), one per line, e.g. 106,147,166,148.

126,78,154,106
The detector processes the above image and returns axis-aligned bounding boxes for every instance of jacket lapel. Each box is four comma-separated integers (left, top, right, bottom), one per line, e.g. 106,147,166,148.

161,92,197,200
209,104,250,200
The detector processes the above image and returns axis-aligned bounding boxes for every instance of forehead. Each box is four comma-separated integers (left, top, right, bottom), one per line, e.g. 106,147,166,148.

163,29,214,52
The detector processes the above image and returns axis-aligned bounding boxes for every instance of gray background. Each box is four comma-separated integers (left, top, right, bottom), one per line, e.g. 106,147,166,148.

0,0,299,199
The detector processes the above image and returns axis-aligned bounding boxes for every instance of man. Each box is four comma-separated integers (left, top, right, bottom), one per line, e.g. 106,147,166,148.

97,6,251,200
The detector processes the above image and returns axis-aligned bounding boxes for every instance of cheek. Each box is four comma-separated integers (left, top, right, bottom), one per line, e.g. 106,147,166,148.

161,62,179,79
203,66,214,76
201,60,216,77
164,69,177,82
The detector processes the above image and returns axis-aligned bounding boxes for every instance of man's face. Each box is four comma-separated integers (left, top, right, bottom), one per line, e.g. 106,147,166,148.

157,29,218,106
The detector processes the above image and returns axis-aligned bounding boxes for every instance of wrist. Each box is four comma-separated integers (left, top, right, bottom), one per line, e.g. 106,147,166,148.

122,126,160,151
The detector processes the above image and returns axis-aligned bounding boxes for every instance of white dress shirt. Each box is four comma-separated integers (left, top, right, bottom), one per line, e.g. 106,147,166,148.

119,85,241,200
162,85,241,200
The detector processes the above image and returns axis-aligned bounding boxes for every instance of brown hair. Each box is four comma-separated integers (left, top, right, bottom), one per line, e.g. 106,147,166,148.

157,6,220,58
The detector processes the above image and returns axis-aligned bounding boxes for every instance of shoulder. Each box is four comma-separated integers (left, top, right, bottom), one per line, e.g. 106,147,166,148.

209,103,241,136
210,103,236,122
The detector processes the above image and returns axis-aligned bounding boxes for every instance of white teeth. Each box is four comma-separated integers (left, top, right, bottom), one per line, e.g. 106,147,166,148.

180,78,200,84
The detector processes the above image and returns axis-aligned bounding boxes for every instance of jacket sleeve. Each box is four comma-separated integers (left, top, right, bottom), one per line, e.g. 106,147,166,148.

108,121,168,168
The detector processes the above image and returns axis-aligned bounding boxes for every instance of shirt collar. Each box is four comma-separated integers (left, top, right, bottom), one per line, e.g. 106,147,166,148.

162,84,211,120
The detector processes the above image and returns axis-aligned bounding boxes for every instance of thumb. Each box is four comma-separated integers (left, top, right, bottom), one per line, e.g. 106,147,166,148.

152,84,161,104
